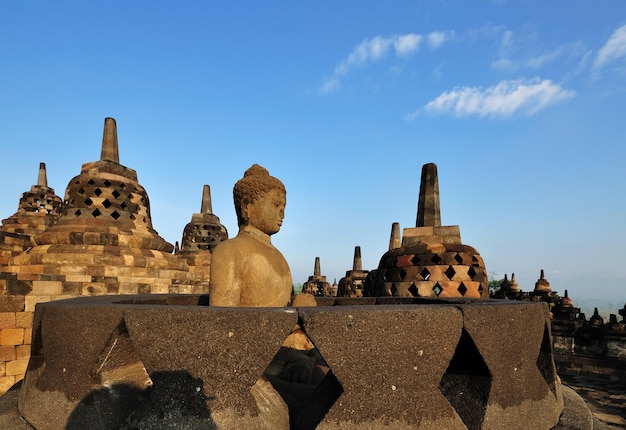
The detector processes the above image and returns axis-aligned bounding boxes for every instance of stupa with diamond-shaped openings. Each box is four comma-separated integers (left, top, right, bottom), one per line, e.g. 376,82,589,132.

366,162,489,298
0,163,63,268
5,117,194,296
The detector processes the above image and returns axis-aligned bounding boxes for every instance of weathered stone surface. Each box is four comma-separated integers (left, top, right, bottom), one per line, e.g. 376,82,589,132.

16,296,563,429
0,383,34,430
210,164,292,307
554,385,594,430
459,301,563,429
18,295,299,429
301,304,466,429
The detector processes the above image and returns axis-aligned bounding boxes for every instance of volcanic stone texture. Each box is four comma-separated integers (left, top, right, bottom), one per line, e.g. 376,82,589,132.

18,296,562,429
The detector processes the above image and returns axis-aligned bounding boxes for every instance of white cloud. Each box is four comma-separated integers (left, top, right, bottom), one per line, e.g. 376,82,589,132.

592,25,626,76
527,51,562,69
427,31,453,49
491,58,516,71
423,78,575,118
319,78,340,95
319,33,423,94
395,34,422,57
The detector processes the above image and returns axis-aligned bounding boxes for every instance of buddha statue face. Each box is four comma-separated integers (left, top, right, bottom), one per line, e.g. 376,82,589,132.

242,188,286,235
233,164,287,233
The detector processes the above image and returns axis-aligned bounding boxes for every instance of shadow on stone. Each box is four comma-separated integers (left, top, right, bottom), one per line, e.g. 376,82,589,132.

65,371,216,430
254,325,344,430
537,323,559,399
439,328,491,430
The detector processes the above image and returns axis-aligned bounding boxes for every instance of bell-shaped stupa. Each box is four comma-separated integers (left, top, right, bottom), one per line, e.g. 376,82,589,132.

534,269,552,294
178,184,228,292
367,163,488,298
0,163,63,267
6,118,193,296
337,246,369,297
302,256,331,296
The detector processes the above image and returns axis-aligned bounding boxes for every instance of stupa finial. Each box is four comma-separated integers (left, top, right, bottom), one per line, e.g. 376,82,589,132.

37,162,48,187
314,257,321,277
201,184,213,214
353,246,362,271
416,163,441,227
389,222,401,250
100,117,119,163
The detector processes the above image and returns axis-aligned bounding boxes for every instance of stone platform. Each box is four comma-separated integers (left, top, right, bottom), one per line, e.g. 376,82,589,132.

16,295,563,429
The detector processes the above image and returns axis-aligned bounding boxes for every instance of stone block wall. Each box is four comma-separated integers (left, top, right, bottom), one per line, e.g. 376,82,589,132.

0,245,195,396
553,326,626,382
0,297,34,394
0,232,31,268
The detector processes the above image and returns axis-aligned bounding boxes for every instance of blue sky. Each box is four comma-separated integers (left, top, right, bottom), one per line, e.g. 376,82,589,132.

1,1,625,308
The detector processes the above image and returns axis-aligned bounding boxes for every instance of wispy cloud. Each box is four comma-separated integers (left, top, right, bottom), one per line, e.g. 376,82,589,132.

418,78,574,119
427,31,454,49
319,31,451,94
592,24,626,77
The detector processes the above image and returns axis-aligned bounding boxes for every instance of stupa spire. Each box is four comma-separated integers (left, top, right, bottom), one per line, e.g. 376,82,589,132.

534,268,551,293
416,163,441,227
100,117,119,163
37,162,48,187
389,222,401,250
314,256,321,277
353,246,362,271
201,184,213,214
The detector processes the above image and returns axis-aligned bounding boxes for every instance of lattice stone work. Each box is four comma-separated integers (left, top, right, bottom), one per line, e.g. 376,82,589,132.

0,163,63,268
177,185,229,293
0,118,196,396
181,217,228,253
368,244,488,298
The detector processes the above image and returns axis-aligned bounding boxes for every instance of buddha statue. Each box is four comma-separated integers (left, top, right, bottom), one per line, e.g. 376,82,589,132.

209,164,293,307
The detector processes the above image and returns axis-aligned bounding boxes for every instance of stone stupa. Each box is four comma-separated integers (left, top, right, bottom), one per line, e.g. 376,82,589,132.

177,184,228,292
0,163,63,267
5,117,193,296
337,246,368,297
302,256,331,296
366,163,489,298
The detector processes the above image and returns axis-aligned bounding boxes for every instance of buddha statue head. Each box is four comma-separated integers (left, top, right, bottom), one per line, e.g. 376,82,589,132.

233,164,286,235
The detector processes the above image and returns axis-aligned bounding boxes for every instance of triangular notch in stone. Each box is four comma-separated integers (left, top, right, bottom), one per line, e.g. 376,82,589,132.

439,328,491,430
536,323,558,399
67,320,154,429
251,322,343,430
94,319,152,390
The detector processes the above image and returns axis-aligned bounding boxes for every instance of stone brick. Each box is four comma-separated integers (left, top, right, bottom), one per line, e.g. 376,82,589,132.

6,358,29,376
32,280,63,296
0,313,16,329
0,360,5,376
6,278,32,295
0,376,15,394
150,284,169,294
118,283,139,294
23,328,32,345
15,311,33,328
63,274,92,283
0,329,24,346
83,283,107,295
62,282,82,295
16,345,31,359
0,345,16,361
86,265,105,277
25,295,51,312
